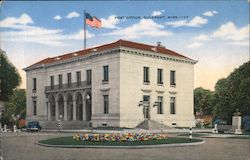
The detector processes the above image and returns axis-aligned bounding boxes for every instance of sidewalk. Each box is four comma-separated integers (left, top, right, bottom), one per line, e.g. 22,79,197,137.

41,128,213,134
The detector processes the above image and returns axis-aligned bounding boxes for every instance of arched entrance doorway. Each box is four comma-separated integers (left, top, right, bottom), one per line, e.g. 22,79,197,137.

49,95,56,121
58,94,64,120
67,94,73,121
76,93,83,120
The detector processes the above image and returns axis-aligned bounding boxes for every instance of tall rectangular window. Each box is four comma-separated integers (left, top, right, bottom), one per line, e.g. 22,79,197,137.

50,76,54,89
86,70,92,85
67,73,72,87
103,65,109,82
76,71,81,86
157,68,163,84
103,95,109,114
33,78,37,92
157,96,163,114
58,74,63,88
170,97,176,114
170,70,176,86
33,100,37,115
143,67,150,83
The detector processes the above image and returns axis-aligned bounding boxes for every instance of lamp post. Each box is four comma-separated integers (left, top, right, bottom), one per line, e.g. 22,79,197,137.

189,126,193,141
58,114,63,132
153,101,158,107
139,100,159,120
86,94,90,100
86,92,92,129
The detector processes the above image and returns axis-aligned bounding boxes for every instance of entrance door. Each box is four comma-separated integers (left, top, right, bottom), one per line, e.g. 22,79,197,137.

143,95,150,119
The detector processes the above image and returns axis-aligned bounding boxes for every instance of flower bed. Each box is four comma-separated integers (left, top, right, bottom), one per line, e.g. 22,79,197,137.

73,133,168,142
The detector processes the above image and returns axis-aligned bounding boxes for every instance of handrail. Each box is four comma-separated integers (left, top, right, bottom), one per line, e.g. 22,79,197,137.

45,81,91,93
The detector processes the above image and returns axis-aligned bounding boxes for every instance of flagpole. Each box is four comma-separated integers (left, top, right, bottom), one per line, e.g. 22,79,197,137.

84,10,86,50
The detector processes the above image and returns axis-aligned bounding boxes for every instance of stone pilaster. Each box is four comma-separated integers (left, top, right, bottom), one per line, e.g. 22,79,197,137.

63,94,67,121
55,99,59,121
82,97,86,121
48,102,51,121
73,94,77,120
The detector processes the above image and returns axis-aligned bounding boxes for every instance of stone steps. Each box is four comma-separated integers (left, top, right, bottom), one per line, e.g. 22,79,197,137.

136,120,173,130
41,121,91,130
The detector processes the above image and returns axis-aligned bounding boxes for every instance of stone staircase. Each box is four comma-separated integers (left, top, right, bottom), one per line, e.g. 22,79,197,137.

136,119,173,130
41,121,91,130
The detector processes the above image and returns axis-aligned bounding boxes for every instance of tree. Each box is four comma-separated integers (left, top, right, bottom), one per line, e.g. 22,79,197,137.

238,77,250,114
213,78,231,121
194,87,214,115
0,49,21,101
0,89,26,125
213,61,250,123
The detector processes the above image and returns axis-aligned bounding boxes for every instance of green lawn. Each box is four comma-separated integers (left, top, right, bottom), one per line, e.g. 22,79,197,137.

39,137,202,146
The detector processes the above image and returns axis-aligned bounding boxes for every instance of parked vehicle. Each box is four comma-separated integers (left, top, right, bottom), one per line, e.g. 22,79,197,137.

212,119,227,126
27,121,41,132
217,124,232,133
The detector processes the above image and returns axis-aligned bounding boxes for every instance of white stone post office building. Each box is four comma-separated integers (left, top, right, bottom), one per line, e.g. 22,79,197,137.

24,40,197,129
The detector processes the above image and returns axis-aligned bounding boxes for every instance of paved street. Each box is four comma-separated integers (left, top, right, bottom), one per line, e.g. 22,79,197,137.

1,132,250,160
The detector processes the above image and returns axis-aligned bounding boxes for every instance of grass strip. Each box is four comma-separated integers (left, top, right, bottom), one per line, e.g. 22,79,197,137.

39,137,202,146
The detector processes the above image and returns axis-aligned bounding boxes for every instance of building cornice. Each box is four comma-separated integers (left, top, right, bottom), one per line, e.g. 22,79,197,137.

23,48,120,71
24,46,197,72
120,46,197,65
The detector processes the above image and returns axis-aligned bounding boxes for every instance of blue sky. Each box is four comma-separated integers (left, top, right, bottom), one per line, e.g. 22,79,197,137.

0,1,249,90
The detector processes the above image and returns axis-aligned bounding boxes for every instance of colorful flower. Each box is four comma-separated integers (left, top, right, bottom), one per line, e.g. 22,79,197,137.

73,132,168,142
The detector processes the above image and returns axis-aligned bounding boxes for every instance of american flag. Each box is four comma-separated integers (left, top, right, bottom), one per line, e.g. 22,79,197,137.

85,12,101,28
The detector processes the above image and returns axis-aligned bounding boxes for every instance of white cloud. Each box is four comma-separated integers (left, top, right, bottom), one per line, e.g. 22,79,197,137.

67,29,94,40
151,10,165,16
166,20,187,27
1,13,94,46
187,22,249,48
66,12,80,19
104,19,172,39
213,11,218,14
188,16,208,27
54,15,62,20
211,21,249,47
193,34,210,41
187,42,203,49
100,15,120,29
2,27,94,46
2,29,66,46
212,22,249,41
203,10,218,17
187,34,210,49
0,13,33,28
166,16,208,27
